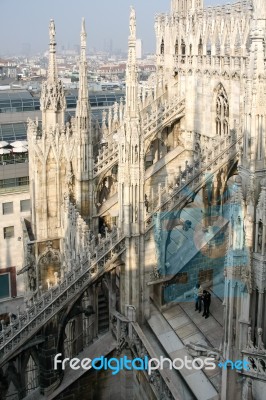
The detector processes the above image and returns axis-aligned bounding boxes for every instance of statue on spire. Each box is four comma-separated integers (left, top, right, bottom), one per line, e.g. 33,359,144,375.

129,6,136,38
49,19,56,43
40,19,66,126
81,17,87,49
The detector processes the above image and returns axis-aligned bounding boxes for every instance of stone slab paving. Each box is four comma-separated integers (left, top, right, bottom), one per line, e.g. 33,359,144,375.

166,294,224,391
179,295,223,350
148,304,219,400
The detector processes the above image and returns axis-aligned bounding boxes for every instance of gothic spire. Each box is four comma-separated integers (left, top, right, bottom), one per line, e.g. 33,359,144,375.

76,18,90,131
125,6,138,119
40,19,66,128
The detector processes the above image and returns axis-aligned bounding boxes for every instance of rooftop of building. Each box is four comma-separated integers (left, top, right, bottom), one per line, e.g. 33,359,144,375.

0,89,125,114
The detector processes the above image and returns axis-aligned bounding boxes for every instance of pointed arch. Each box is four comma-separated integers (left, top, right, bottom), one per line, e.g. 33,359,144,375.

25,354,39,395
160,38,164,55
198,36,203,55
215,83,229,137
175,38,179,55
181,38,186,55
206,37,212,55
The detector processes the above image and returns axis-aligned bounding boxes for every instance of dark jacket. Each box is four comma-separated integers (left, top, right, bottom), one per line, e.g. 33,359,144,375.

202,291,211,305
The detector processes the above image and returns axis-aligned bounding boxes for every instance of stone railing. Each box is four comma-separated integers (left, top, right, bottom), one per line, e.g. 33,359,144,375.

0,230,125,366
139,84,170,113
62,198,123,272
242,350,266,380
241,327,266,380
93,142,118,177
142,94,185,140
93,90,185,177
144,133,243,231
174,54,248,75
110,310,179,400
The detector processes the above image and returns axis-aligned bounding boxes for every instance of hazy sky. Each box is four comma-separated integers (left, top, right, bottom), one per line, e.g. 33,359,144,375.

0,0,233,55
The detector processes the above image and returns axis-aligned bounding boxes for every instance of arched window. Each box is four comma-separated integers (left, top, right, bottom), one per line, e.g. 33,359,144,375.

25,355,39,395
160,39,164,55
181,39,186,55
198,37,203,55
189,44,192,55
206,37,211,55
216,84,229,136
175,39,179,55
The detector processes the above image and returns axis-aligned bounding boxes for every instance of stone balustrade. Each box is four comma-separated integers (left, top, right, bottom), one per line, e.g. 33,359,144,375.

174,55,248,75
0,226,125,366
93,89,185,178
142,95,185,140
242,350,266,380
144,133,243,231
93,143,119,177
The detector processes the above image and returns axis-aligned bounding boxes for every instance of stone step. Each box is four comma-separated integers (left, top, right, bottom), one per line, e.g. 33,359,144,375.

141,324,196,400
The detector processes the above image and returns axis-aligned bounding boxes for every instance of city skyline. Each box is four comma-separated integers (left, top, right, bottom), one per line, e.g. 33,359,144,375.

0,0,232,56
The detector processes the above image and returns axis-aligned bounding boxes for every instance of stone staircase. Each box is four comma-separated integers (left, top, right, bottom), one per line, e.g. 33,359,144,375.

0,230,125,366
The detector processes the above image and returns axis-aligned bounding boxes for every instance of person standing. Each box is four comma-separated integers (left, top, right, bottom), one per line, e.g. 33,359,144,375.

194,283,203,312
202,290,211,319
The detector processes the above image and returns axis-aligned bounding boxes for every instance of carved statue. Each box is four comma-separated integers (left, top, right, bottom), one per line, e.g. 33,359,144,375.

233,215,244,250
49,19,56,43
129,6,136,38
66,163,74,200
28,267,37,292
258,224,263,252
257,328,266,352
247,327,254,349
98,177,110,205
144,194,149,213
